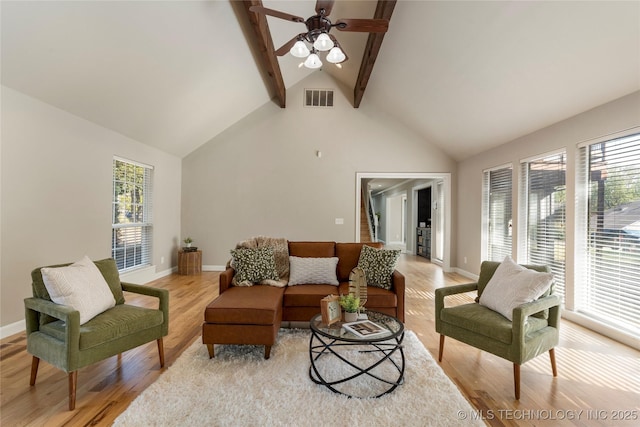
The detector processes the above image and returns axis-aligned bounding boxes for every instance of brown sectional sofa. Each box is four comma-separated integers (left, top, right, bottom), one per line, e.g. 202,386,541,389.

202,241,405,359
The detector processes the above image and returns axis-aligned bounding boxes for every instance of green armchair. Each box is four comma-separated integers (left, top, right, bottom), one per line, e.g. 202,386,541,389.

435,261,560,399
24,258,169,410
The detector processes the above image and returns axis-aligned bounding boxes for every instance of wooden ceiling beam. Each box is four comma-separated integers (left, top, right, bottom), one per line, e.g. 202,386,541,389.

353,0,397,108
238,0,286,108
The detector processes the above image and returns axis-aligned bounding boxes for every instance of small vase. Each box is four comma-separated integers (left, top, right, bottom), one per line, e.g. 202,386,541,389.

344,311,358,323
186,242,192,248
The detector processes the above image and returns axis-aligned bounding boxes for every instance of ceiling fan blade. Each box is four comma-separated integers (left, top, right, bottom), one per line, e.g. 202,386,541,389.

335,19,389,33
275,34,306,56
315,0,335,16
249,6,305,23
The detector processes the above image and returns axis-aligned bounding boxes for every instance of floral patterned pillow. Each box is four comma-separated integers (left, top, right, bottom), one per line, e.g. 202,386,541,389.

231,247,279,287
356,245,401,290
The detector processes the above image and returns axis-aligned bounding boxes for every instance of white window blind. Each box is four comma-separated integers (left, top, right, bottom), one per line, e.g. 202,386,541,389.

483,166,513,262
112,158,153,272
521,151,566,302
578,133,640,336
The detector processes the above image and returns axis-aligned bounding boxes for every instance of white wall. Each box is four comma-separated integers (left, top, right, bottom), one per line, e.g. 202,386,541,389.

181,73,457,266
457,91,640,277
0,86,182,331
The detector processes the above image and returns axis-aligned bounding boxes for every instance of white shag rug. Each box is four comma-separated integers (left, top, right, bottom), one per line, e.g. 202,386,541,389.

114,329,483,427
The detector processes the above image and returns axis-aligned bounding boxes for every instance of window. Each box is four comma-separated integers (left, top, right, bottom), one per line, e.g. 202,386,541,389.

483,165,513,261
577,133,640,336
112,157,153,272
520,151,566,302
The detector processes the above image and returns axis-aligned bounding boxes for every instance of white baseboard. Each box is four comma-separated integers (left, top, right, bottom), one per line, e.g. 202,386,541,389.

121,265,178,284
452,267,478,281
1,319,25,339
153,266,177,279
203,265,225,271
120,265,157,284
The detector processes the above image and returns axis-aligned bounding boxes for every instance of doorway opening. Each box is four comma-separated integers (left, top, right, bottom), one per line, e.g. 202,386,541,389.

385,192,407,251
355,172,452,272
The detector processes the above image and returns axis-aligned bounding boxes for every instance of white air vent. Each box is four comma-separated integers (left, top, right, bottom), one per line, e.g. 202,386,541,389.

304,89,334,107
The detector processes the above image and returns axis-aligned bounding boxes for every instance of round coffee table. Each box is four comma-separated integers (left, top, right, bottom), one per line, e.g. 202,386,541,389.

309,310,405,398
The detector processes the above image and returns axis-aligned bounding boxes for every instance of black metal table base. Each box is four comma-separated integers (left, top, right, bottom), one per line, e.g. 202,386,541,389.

309,329,405,398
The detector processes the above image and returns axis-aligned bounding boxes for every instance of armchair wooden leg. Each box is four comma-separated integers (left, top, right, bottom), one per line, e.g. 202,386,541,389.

264,345,271,360
513,364,521,400
157,338,165,368
30,357,40,386
438,335,445,362
206,344,214,359
549,348,558,377
68,371,77,411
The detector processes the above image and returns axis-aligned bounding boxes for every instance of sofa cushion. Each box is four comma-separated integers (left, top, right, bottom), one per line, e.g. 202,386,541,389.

479,256,553,321
288,256,339,286
335,242,383,281
357,245,401,290
230,247,280,287
288,241,336,258
440,303,548,345
205,286,284,325
40,304,163,350
337,282,397,308
41,256,117,325
283,285,339,307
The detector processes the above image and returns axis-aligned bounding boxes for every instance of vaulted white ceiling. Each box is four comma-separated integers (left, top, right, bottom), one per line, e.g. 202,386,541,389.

2,1,639,160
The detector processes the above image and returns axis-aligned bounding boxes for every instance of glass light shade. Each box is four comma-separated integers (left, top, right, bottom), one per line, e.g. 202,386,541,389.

326,47,346,64
290,41,310,58
313,33,334,51
304,53,322,69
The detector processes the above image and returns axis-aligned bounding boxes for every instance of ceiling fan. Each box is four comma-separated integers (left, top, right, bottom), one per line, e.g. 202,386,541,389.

249,0,389,69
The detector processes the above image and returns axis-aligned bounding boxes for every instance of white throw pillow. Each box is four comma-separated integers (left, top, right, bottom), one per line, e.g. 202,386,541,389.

288,256,339,286
41,256,116,324
479,256,553,321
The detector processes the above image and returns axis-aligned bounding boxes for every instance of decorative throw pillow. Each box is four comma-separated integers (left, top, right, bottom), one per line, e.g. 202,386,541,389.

479,256,554,321
288,257,339,286
41,256,116,325
356,245,401,290
231,247,279,287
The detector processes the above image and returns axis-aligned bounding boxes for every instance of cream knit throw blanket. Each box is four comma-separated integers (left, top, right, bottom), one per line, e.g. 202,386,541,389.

228,236,290,287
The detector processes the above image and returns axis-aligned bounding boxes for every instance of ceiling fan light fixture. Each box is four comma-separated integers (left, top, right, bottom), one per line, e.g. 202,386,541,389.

251,5,390,72
304,52,323,69
326,46,346,64
290,40,310,58
313,33,334,51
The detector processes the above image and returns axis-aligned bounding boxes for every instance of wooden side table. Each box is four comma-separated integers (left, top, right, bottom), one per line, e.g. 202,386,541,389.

178,249,202,275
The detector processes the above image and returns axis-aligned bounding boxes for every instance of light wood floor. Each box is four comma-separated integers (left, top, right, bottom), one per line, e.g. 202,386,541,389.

2,255,639,426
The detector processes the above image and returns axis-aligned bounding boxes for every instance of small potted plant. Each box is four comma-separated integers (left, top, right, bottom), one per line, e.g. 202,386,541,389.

339,294,360,322
183,237,193,248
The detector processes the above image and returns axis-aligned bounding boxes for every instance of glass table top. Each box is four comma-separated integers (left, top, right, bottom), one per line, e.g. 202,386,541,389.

310,310,404,342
